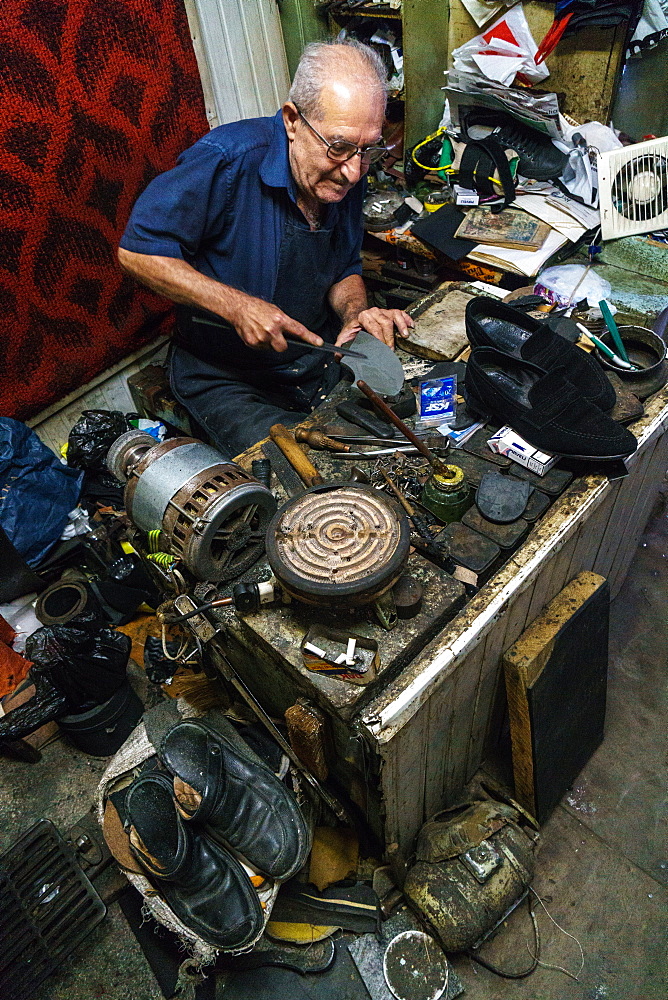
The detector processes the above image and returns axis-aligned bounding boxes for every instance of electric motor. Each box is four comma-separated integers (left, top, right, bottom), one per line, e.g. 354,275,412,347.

107,431,276,582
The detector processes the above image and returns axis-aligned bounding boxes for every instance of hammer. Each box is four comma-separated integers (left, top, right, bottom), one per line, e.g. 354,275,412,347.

270,424,324,488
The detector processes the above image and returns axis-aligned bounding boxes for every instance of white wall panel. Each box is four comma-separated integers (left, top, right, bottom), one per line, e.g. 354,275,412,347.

193,0,291,125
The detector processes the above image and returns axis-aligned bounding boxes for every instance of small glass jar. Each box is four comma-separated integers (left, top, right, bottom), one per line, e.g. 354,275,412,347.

420,465,472,524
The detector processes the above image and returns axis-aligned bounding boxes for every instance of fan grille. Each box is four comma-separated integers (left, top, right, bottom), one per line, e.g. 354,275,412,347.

599,137,668,239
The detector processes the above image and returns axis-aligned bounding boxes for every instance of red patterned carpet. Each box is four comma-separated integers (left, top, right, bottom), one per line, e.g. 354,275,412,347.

0,0,209,421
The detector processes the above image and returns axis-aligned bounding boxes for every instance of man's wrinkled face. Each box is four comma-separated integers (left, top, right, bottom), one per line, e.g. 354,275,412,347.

283,79,386,206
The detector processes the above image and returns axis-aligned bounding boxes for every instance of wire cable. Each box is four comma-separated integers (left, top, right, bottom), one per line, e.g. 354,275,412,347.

466,895,540,979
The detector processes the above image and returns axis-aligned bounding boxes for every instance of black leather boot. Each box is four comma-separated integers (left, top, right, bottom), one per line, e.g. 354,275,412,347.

125,770,264,951
161,718,310,881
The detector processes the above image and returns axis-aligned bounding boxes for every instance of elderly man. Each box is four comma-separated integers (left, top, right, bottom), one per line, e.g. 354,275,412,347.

118,40,413,459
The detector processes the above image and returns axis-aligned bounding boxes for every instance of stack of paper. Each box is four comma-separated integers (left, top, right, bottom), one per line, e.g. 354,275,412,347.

513,190,600,243
467,228,567,277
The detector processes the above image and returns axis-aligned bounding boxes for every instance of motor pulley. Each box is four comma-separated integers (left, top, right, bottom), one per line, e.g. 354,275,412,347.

107,431,276,582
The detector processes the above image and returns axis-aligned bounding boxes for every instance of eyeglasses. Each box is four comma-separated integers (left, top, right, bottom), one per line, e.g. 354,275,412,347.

295,107,388,165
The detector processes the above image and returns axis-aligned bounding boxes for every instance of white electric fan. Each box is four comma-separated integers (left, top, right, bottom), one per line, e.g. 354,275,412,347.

598,136,668,240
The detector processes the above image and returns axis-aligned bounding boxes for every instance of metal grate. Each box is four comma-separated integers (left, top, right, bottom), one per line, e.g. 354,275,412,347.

0,819,107,1000
599,136,668,239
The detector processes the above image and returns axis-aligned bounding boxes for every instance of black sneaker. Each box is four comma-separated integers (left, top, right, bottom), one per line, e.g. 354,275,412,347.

461,108,567,181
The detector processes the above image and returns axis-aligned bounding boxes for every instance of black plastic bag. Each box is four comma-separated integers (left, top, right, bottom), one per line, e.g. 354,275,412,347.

67,410,131,471
25,622,131,708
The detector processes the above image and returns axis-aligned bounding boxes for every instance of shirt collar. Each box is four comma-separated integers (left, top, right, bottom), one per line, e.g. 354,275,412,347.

260,110,297,200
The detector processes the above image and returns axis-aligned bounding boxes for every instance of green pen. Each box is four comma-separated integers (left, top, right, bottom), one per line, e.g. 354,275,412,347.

599,300,630,363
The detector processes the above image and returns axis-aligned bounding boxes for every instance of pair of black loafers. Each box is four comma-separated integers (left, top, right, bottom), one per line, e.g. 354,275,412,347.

464,298,637,462
125,718,310,951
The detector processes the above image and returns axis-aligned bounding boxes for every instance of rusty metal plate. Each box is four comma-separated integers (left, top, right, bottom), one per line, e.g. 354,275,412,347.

442,522,501,577
443,450,501,489
522,489,552,522
506,465,573,496
266,484,410,605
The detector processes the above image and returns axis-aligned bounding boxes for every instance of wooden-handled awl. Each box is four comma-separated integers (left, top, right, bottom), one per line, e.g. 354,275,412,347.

270,423,324,487
294,428,351,452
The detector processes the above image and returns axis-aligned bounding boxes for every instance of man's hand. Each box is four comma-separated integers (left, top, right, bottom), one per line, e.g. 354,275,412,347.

116,250,323,354
336,307,414,351
228,293,323,352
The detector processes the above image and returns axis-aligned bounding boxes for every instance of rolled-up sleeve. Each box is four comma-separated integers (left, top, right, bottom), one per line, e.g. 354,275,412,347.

119,139,231,261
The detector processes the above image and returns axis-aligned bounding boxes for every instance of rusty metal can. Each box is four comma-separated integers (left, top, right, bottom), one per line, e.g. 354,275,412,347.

403,819,536,952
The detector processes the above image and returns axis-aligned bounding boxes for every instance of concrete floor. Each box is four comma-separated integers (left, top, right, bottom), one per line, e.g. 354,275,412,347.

1,492,666,1000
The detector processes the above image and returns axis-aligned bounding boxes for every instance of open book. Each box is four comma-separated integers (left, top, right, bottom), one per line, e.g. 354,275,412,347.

455,207,552,250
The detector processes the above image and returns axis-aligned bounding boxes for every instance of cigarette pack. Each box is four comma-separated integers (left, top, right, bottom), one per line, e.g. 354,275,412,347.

487,426,558,476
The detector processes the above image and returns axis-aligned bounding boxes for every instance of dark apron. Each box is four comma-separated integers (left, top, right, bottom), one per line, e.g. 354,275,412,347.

170,215,343,459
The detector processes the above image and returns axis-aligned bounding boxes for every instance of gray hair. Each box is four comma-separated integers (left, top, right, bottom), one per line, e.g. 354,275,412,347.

288,39,387,121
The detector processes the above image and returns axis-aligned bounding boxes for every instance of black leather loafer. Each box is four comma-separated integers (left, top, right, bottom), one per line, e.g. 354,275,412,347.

161,718,310,881
125,771,264,951
466,297,616,412
465,347,637,461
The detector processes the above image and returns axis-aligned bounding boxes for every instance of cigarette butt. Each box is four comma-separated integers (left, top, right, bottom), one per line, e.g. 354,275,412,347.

345,637,357,667
303,642,326,658
335,652,347,664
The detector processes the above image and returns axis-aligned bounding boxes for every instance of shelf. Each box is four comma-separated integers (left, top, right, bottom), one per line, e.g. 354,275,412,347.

326,6,402,20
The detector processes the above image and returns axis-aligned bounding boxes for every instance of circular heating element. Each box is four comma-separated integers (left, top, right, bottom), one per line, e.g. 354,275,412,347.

107,434,277,582
266,484,410,606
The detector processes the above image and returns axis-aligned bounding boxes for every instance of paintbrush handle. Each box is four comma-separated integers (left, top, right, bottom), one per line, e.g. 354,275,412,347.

356,380,433,462
588,334,639,370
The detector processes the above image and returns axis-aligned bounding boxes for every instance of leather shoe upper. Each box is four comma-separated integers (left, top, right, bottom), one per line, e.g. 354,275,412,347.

161,718,310,881
465,347,637,460
466,296,616,412
125,770,264,951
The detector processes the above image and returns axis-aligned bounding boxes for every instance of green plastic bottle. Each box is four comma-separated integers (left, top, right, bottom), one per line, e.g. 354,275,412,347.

420,465,472,524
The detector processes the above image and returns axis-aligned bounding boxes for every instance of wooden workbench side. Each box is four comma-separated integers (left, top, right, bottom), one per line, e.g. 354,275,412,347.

217,618,386,840
372,395,668,852
604,430,668,595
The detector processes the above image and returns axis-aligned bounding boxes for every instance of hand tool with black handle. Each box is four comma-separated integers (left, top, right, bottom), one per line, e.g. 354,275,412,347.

335,400,397,439
379,470,457,572
261,440,303,498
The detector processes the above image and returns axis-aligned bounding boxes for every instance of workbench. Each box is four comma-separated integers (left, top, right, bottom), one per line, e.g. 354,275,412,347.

207,357,668,855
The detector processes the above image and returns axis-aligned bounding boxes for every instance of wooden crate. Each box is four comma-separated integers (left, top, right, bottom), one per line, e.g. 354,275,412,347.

222,384,668,852
361,389,668,850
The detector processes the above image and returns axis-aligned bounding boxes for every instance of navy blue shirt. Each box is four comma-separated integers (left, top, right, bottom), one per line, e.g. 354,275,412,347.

120,110,365,366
